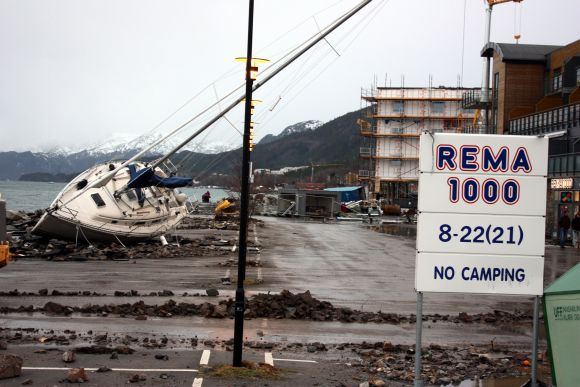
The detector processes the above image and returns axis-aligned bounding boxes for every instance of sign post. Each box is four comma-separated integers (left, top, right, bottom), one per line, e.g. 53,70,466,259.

414,132,548,386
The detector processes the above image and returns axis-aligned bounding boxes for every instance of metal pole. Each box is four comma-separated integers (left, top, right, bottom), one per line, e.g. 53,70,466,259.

232,0,255,367
531,295,540,387
481,5,492,133
414,292,423,387
150,0,372,169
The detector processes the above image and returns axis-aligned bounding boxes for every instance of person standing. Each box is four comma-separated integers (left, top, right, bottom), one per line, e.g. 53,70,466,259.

572,210,580,249
558,209,571,248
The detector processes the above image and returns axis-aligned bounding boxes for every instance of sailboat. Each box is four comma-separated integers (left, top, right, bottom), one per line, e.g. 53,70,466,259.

32,0,373,244
33,160,192,243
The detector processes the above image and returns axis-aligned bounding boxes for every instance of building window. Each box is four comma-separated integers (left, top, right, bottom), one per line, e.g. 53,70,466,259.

432,102,445,114
576,67,580,86
91,193,106,207
552,68,562,92
492,72,499,133
392,101,404,113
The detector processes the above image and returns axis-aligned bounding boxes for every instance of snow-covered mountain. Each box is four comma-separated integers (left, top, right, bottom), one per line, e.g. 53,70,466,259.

259,120,322,145
279,120,322,136
39,132,238,157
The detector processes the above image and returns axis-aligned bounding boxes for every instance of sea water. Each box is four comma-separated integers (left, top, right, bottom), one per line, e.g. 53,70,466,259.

0,181,234,212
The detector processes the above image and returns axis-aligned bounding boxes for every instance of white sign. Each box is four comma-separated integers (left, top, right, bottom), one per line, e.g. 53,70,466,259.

415,253,544,295
419,133,548,176
550,178,573,190
415,132,548,296
417,213,546,256
417,173,547,216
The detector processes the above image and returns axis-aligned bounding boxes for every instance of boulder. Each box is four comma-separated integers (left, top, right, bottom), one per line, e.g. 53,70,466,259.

62,350,75,363
66,368,88,383
0,354,23,379
206,288,219,297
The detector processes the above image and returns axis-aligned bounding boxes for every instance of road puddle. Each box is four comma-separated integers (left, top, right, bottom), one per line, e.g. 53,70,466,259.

448,376,528,386
369,222,417,238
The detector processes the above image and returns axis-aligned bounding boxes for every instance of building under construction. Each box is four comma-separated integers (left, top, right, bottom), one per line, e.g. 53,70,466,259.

358,86,478,203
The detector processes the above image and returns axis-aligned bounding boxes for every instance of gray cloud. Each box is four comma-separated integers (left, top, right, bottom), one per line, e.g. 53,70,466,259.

1,0,578,152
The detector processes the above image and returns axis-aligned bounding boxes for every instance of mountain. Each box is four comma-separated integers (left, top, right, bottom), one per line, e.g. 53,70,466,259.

176,110,361,178
1,110,360,182
0,131,237,181
259,120,322,145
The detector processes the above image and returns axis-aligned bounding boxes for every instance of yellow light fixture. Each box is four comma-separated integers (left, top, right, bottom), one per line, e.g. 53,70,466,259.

235,57,270,80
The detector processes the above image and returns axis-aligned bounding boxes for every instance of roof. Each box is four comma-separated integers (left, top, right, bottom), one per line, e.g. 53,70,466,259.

544,263,580,296
324,186,363,192
481,42,562,62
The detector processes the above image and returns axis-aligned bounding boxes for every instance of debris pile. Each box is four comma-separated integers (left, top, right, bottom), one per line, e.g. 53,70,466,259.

0,290,533,325
355,342,535,385
5,211,262,261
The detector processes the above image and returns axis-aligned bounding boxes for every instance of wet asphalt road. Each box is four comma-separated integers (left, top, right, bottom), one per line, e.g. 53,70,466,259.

254,217,580,315
2,216,579,347
1,217,578,385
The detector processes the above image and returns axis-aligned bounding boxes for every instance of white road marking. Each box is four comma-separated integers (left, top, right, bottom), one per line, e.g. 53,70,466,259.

192,377,203,387
200,349,211,366
264,352,274,366
22,367,199,372
231,244,237,252
253,224,259,245
273,358,318,363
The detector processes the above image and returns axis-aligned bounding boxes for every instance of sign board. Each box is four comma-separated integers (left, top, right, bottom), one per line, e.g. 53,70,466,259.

417,173,546,216
416,213,546,256
415,252,544,295
415,132,548,295
560,191,573,203
551,178,573,190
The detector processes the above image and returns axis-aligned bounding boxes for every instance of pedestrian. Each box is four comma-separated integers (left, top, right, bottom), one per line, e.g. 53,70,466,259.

201,191,211,203
558,209,571,248
572,210,580,249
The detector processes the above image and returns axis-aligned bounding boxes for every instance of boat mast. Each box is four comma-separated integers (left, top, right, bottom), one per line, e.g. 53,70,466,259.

149,0,373,169
56,0,373,209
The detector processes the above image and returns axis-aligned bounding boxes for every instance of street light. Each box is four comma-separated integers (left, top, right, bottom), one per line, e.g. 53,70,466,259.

235,57,269,80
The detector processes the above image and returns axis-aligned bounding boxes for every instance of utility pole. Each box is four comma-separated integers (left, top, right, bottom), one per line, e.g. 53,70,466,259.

233,0,255,367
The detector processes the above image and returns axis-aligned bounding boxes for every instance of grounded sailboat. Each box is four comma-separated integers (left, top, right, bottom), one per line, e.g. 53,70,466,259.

32,0,373,243
33,161,192,243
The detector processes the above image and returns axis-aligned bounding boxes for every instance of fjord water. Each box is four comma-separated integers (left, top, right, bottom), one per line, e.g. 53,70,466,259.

0,180,232,211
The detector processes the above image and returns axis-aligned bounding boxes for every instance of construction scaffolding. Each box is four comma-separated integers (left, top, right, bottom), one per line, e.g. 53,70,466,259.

358,84,478,203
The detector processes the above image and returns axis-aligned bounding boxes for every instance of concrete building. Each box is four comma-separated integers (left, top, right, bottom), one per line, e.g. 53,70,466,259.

463,39,580,238
358,86,477,202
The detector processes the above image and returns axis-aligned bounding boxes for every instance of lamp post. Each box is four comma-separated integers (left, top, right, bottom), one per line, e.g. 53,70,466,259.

232,0,268,366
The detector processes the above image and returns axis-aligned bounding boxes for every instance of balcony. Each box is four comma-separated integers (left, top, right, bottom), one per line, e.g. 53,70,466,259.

549,152,580,178
509,103,580,136
462,124,486,134
359,147,374,158
462,89,491,109
358,170,375,179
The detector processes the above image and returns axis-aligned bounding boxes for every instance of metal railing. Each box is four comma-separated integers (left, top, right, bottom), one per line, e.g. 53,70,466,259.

359,147,373,157
358,170,375,178
462,89,491,109
549,152,580,177
509,103,580,135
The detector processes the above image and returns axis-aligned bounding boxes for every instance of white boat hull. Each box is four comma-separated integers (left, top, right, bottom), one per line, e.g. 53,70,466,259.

33,162,189,243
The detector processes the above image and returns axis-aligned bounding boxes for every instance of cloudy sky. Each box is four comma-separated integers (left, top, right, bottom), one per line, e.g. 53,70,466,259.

0,0,578,153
